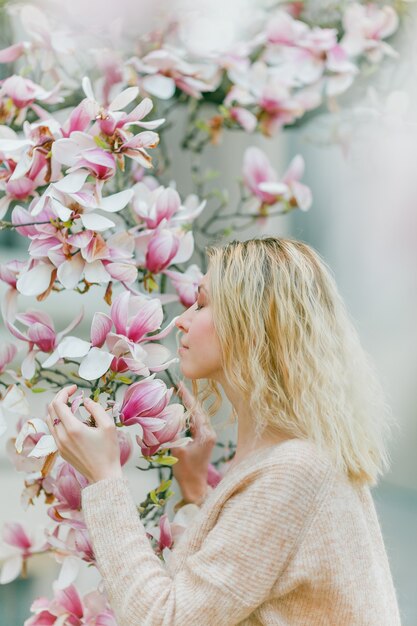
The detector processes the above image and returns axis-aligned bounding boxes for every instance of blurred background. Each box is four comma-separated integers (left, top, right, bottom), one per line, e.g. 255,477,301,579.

0,0,416,624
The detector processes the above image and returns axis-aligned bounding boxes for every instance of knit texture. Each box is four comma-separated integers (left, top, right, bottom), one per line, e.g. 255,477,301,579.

81,438,401,625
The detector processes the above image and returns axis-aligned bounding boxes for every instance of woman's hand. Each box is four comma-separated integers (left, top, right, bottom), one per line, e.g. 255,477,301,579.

171,382,217,504
46,385,123,484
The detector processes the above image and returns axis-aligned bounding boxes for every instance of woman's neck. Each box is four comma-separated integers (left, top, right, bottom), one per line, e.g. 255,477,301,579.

219,379,292,467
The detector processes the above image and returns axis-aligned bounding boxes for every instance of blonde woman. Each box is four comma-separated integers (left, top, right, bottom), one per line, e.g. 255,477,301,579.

48,237,401,625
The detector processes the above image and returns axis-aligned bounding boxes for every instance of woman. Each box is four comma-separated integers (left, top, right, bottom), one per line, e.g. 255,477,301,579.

47,237,401,625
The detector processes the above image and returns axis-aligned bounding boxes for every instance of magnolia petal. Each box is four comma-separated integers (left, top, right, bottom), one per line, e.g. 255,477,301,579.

82,76,95,101
78,348,113,380
149,356,179,372
0,42,25,64
2,385,30,415
292,180,312,211
99,189,134,213
41,349,60,368
282,154,305,184
52,138,80,167
53,170,89,193
84,260,111,283
0,554,23,585
57,254,84,290
21,350,37,380
55,556,80,590
91,312,113,348
146,315,178,341
170,231,194,265
28,434,58,458
16,263,55,297
258,181,288,195
58,336,91,359
109,86,139,112
126,97,153,122
80,213,115,231
15,418,49,453
50,198,73,221
105,262,137,284
142,74,176,100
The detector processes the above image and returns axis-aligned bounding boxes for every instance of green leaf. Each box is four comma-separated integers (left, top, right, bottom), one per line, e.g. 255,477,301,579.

154,455,178,466
149,490,160,505
204,169,220,181
31,387,47,393
156,479,172,494
116,376,132,384
195,119,209,132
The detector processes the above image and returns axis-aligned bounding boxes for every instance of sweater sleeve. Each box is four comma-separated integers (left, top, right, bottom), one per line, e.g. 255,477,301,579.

81,457,331,626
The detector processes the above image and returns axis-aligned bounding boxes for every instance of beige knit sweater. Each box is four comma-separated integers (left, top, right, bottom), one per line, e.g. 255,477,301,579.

81,439,401,625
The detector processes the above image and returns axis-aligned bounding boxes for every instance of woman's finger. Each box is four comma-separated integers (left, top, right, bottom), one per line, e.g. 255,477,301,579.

83,397,114,429
53,384,78,407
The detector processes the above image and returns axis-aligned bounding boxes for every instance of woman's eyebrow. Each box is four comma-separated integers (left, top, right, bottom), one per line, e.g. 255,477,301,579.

197,285,208,294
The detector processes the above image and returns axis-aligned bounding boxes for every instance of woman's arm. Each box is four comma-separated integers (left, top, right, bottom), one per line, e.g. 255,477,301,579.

81,455,332,626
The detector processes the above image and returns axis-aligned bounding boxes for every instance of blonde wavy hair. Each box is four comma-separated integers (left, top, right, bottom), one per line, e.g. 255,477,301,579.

193,236,395,486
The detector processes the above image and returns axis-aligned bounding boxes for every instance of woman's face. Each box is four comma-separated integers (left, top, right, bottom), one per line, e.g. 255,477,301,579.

175,273,223,380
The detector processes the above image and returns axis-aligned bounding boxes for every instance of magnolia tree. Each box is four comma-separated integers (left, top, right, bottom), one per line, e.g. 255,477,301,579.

0,0,402,623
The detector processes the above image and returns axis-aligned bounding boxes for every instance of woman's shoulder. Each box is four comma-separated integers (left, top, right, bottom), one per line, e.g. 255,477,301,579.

214,438,334,507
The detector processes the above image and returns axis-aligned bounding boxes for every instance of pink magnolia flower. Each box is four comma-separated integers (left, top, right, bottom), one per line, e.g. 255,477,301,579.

0,120,63,211
325,45,358,97
226,61,305,135
163,264,203,307
2,303,83,380
341,3,399,64
83,589,118,626
117,429,133,466
110,290,164,342
129,49,221,100
135,225,195,276
104,289,178,376
81,76,165,137
120,377,172,426
0,521,46,584
135,403,189,457
131,183,206,230
243,147,312,212
132,185,181,229
229,106,257,132
51,462,89,515
0,260,27,289
258,154,313,212
42,287,177,381
6,426,46,476
0,42,26,64
145,228,180,273
0,75,62,124
158,514,173,553
24,584,85,626
243,146,282,205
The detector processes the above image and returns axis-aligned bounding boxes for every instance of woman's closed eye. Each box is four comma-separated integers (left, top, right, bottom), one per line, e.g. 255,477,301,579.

195,303,204,311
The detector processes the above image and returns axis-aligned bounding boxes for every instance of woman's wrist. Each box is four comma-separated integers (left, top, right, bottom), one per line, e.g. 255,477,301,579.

180,483,209,506
89,466,123,484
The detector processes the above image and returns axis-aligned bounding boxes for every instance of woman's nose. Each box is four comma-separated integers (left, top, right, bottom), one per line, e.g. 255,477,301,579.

175,303,194,332
175,312,189,333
